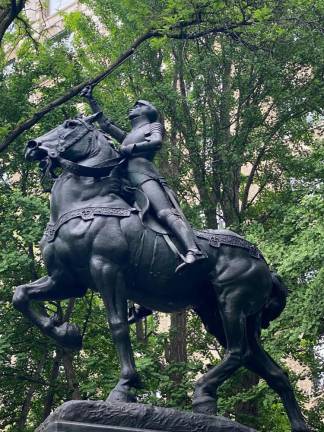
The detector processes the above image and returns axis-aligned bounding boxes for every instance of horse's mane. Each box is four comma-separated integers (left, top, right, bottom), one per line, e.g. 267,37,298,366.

95,127,120,157
90,126,135,204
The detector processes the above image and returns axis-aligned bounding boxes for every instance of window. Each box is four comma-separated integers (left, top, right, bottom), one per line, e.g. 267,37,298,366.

48,0,74,16
7,22,15,33
49,31,75,53
3,60,15,77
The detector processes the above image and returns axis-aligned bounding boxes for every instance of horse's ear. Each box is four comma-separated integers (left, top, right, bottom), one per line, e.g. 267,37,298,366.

84,112,102,124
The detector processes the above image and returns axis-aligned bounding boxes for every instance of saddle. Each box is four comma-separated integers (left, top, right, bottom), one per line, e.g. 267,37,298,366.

131,189,265,262
195,229,265,261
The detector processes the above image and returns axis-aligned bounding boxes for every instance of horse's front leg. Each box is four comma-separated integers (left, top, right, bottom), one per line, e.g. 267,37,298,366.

91,258,140,403
12,274,83,350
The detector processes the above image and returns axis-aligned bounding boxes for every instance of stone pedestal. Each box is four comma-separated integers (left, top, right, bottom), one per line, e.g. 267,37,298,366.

36,401,258,432
40,421,162,431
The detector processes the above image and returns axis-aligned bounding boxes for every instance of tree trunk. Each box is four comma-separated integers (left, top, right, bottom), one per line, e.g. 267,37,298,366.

173,46,219,227
16,355,45,430
42,350,63,421
135,320,146,344
234,371,259,423
167,310,187,383
62,350,81,400
218,42,241,229
221,165,241,228
43,299,79,419
164,310,189,407
61,299,81,400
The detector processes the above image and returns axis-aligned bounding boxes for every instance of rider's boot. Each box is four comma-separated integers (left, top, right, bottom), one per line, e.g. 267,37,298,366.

176,248,206,273
157,208,207,273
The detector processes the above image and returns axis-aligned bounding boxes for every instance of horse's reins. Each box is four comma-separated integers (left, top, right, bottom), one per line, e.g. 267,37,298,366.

55,153,126,177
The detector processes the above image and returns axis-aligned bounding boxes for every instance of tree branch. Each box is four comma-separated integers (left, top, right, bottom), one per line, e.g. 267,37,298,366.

16,15,39,50
0,0,26,45
245,178,269,209
241,146,267,213
0,17,252,152
63,298,76,322
0,30,155,152
166,20,251,40
82,291,94,339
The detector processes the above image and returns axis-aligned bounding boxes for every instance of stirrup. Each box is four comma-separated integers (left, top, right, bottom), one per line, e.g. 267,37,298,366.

175,250,207,273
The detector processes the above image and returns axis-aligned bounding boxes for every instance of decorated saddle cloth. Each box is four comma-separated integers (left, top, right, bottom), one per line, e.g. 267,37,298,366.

195,229,265,261
44,206,137,242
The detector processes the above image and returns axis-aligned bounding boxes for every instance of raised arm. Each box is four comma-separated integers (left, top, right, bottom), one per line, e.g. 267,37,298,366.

80,86,127,143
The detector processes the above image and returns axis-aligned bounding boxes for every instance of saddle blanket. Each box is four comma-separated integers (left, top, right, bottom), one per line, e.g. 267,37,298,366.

44,206,136,242
195,230,265,260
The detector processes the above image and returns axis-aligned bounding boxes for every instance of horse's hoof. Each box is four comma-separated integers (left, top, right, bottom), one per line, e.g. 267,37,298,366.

192,396,217,416
53,323,83,350
106,389,136,404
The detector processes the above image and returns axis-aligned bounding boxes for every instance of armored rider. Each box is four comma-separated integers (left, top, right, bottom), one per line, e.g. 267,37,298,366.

81,86,206,273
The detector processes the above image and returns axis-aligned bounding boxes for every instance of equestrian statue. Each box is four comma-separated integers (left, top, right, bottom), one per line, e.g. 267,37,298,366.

12,92,311,432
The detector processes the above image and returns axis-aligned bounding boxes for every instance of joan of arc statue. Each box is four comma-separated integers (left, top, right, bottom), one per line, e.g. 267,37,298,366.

81,86,206,273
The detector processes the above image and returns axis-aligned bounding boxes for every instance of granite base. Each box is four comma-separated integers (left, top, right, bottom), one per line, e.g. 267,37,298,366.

36,400,258,432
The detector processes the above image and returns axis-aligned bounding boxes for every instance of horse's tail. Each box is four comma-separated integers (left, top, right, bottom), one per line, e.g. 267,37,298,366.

261,271,288,329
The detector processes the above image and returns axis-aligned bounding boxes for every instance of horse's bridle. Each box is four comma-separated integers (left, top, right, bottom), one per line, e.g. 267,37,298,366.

41,119,126,186
49,117,95,159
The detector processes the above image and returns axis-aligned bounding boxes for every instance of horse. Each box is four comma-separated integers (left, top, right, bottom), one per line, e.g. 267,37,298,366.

12,114,310,432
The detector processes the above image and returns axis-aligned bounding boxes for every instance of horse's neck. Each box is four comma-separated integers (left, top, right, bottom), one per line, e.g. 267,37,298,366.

49,172,129,222
81,135,117,167
49,133,128,221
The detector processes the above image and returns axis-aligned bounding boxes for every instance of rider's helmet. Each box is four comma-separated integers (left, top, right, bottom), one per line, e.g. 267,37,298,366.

134,100,159,122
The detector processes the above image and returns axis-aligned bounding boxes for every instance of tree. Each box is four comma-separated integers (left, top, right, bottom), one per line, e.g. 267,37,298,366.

0,0,26,45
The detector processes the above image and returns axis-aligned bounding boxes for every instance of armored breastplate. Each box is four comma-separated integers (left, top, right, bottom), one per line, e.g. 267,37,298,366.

122,123,151,147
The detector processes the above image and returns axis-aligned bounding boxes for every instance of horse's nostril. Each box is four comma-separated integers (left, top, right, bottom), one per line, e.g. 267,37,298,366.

27,140,38,149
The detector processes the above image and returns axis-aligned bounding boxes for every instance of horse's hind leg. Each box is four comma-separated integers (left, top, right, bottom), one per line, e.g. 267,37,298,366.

194,295,227,349
13,274,84,350
245,323,311,432
193,303,248,415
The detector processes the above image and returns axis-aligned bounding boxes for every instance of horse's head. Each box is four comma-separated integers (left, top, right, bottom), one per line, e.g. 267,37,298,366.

25,112,104,164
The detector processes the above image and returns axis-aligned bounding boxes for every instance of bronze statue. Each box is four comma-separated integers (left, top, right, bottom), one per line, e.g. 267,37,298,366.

12,114,311,432
80,86,206,273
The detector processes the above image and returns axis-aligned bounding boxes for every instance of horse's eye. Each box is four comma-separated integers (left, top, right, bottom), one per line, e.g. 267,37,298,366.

64,120,78,128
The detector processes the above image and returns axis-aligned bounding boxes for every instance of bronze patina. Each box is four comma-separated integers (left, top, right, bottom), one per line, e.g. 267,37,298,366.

13,108,311,432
